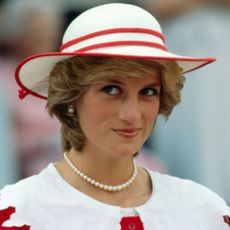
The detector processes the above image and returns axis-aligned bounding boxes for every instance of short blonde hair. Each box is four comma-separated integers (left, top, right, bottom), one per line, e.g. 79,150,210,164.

46,56,185,152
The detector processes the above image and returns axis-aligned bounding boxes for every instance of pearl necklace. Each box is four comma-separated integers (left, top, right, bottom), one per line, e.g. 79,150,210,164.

64,152,138,192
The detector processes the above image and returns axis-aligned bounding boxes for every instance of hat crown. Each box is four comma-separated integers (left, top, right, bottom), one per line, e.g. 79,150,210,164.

15,3,214,100
63,3,162,45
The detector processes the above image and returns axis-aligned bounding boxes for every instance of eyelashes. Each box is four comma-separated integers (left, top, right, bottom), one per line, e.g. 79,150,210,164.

101,85,121,95
101,85,160,96
139,88,158,96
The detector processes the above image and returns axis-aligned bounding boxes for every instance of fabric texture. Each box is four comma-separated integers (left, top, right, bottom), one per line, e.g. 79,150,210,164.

0,163,229,230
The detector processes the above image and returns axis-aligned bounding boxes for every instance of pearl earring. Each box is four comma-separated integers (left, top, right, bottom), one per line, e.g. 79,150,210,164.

68,104,74,114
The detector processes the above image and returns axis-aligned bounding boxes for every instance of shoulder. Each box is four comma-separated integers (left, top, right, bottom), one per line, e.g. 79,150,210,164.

148,169,230,213
0,164,56,228
0,164,54,209
140,170,230,229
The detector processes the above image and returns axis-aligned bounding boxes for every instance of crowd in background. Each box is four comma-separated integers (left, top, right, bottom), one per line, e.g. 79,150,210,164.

0,0,229,204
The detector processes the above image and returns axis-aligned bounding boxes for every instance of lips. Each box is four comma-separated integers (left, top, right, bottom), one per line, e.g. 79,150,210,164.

113,128,141,138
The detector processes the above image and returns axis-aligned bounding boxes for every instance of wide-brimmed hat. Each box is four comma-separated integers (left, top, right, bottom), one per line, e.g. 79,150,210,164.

15,3,215,100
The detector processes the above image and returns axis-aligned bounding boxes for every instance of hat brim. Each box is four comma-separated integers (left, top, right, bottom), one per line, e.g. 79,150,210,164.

15,47,215,99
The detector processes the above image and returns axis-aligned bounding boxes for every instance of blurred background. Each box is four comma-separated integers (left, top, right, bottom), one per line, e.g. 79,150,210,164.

0,0,229,204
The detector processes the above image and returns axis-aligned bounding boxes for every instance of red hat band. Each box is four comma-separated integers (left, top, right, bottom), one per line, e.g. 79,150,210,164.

60,28,167,53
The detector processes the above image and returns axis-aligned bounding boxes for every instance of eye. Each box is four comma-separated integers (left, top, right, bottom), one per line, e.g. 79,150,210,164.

140,87,158,96
101,85,121,95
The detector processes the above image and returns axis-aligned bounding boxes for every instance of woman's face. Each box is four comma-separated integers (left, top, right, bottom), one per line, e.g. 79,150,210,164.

75,73,161,159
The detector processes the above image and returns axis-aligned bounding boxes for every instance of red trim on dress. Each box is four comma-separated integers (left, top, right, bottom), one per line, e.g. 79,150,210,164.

0,207,15,226
120,216,144,230
0,206,30,229
60,28,166,51
223,215,230,227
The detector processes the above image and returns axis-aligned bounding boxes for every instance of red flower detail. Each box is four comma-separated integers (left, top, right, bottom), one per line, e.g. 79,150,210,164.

0,206,30,230
223,215,230,227
120,216,144,230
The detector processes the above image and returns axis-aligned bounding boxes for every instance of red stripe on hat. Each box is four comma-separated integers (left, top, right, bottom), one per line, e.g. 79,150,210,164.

60,28,165,51
15,52,215,100
76,41,167,52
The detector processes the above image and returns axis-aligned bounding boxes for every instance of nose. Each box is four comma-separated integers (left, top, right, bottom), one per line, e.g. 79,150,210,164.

118,97,141,124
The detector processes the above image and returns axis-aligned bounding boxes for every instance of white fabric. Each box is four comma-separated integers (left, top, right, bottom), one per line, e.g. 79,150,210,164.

62,3,162,47
120,208,138,217
0,163,229,229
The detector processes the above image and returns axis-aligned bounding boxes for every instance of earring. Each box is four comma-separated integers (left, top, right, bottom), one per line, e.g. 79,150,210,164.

68,104,75,114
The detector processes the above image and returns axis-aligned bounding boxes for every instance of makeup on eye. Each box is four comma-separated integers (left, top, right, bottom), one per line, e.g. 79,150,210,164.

99,79,161,96
139,87,159,96
101,85,121,95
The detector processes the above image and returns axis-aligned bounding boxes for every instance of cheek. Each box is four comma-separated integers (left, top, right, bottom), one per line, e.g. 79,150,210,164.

144,101,160,121
144,109,158,137
146,112,158,127
92,101,116,122
77,100,116,131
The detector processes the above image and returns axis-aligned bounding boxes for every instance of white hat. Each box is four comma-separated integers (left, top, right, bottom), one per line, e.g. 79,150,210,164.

15,3,215,99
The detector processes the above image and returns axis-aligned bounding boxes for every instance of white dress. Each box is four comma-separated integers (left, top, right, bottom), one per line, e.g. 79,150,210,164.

0,163,229,229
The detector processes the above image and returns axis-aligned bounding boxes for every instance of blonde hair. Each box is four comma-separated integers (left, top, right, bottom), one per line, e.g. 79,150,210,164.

46,56,185,152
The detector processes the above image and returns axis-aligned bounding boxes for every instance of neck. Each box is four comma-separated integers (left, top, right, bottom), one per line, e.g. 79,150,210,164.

55,149,152,207
67,147,135,186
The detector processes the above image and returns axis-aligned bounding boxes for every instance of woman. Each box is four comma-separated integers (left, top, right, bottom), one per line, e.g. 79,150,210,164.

0,3,229,230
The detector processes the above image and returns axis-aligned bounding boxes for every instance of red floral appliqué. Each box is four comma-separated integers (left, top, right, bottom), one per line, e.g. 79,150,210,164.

120,216,144,230
0,206,30,230
223,215,230,228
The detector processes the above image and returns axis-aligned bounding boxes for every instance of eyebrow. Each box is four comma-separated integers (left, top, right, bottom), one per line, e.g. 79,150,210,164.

106,79,126,85
104,78,161,88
